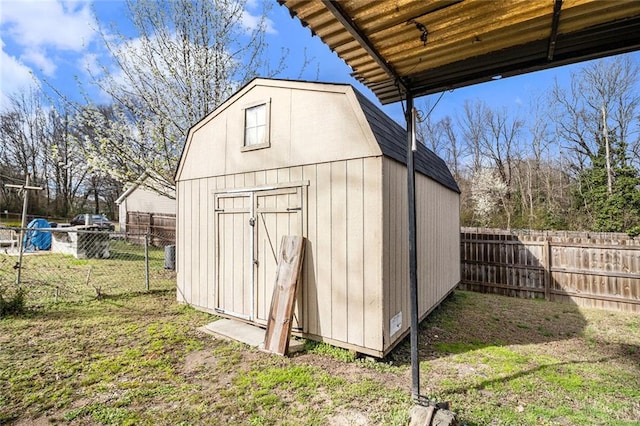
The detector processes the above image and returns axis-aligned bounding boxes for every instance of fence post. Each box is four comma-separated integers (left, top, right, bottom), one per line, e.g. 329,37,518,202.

543,240,551,301
16,227,24,285
144,232,150,291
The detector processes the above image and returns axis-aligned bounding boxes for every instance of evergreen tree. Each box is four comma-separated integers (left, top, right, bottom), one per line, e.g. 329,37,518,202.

577,136,640,233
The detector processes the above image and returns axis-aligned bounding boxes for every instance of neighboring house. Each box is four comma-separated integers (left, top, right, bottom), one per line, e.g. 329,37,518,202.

175,78,461,357
115,173,176,237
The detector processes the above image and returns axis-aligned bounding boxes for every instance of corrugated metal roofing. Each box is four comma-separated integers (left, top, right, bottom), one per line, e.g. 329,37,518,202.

280,0,640,104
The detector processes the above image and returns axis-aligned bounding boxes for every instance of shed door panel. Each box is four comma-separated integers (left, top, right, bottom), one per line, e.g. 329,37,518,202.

255,188,303,329
215,193,252,320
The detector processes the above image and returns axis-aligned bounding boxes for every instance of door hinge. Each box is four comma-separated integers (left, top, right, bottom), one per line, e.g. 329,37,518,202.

249,217,256,226
286,207,302,211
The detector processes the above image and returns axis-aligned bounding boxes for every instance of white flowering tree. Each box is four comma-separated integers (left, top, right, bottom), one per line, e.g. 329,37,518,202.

85,0,284,194
471,167,508,227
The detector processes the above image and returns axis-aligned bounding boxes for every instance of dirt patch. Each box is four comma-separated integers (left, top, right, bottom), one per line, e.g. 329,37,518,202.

327,409,370,426
13,416,50,426
183,349,218,374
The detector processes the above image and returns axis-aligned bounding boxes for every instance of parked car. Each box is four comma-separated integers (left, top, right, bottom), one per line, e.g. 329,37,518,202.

70,214,115,231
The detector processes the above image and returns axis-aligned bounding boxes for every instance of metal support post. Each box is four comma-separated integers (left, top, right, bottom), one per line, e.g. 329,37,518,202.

406,93,421,401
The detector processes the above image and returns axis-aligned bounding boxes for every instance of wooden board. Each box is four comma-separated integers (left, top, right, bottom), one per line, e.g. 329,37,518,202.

263,235,305,355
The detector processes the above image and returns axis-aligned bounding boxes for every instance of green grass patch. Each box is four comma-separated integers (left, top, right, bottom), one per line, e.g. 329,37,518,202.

433,341,485,354
304,340,357,362
1,290,639,425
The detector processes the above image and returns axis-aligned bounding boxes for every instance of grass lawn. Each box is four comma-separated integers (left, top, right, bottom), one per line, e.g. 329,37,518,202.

1,287,638,425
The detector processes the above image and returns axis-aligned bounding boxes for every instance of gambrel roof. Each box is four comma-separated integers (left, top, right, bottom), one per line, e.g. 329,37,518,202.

354,89,459,193
177,78,458,194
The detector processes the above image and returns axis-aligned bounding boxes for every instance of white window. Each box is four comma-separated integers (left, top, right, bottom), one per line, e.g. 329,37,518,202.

243,101,270,150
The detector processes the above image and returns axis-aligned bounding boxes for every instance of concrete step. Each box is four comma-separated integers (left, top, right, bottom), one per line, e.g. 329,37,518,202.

198,318,304,354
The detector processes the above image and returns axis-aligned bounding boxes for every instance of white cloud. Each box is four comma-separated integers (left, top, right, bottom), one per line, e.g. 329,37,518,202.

20,48,57,76
1,0,97,51
0,39,38,110
78,52,101,77
241,10,276,35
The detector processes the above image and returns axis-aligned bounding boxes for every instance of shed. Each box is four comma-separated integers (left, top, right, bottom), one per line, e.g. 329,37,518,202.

115,172,176,235
175,78,460,357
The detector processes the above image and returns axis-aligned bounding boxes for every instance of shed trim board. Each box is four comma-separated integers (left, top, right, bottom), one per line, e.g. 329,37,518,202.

211,180,310,195
176,79,460,357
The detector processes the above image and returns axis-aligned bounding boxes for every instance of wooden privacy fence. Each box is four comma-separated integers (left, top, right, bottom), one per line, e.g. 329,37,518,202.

126,212,175,246
460,227,640,312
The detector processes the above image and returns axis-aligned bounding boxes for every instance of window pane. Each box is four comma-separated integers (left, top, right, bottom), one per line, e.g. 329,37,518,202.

254,104,266,126
244,103,267,147
245,127,257,146
245,109,254,127
255,126,265,145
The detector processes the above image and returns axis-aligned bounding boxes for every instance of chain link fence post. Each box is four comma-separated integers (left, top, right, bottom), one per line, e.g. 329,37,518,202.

144,232,150,291
16,227,24,285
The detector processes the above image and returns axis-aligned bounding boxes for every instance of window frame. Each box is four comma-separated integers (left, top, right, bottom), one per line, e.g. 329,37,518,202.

241,98,271,152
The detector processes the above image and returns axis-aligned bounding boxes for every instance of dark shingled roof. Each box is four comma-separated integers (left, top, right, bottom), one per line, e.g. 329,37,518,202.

353,89,460,194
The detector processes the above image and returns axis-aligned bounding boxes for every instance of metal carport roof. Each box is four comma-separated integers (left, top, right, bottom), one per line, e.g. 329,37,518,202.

279,0,640,104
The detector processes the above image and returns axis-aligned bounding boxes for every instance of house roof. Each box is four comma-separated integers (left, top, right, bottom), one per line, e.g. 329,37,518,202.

115,171,175,205
353,89,459,193
279,0,640,105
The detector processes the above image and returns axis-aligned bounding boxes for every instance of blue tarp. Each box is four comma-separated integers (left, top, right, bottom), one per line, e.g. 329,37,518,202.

23,218,51,251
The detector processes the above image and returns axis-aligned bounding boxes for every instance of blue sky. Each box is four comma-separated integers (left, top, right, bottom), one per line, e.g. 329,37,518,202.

2,0,638,126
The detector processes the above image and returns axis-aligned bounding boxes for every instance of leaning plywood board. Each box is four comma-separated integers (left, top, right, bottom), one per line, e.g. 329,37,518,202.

263,235,305,356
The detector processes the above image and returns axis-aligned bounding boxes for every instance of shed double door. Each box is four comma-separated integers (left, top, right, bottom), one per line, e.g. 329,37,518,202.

215,186,303,329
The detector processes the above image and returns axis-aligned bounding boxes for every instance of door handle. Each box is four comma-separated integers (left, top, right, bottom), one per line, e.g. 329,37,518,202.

286,207,301,211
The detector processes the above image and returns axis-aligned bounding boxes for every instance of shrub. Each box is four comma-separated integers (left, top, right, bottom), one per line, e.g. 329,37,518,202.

0,286,26,317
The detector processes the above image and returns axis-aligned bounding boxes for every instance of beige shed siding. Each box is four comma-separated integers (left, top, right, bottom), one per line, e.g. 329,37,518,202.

382,158,460,350
416,167,461,314
177,83,382,181
382,158,409,347
176,156,385,353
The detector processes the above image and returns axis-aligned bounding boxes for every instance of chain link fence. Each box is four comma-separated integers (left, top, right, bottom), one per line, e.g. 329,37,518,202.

0,226,175,307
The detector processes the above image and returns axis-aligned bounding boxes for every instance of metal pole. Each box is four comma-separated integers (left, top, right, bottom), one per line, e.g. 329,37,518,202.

16,175,30,285
144,232,150,291
406,93,421,401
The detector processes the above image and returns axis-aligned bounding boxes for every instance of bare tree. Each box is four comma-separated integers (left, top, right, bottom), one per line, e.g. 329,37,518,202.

0,89,51,214
458,100,524,227
459,100,487,175
45,108,95,217
552,55,640,171
438,116,464,182
512,94,555,227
